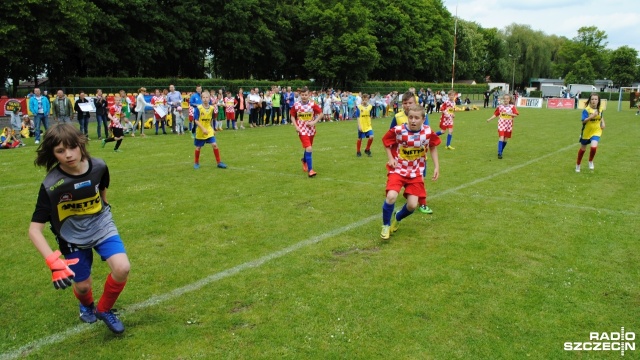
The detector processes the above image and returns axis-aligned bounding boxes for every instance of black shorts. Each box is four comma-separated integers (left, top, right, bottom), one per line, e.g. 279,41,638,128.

112,127,124,137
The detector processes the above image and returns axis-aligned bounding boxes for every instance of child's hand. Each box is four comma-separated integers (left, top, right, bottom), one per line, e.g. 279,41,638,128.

387,159,397,168
202,130,209,135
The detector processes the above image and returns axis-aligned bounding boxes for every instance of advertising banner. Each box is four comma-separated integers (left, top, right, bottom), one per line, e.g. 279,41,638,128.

547,98,575,109
577,98,608,111
516,97,543,108
0,98,27,117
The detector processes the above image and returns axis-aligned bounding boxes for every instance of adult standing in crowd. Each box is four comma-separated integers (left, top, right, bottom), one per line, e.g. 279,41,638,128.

189,85,203,137
53,90,73,124
248,88,261,128
235,88,246,129
271,86,282,125
167,84,182,134
94,89,109,140
74,91,91,138
133,87,148,137
28,87,51,144
283,86,295,124
484,89,491,108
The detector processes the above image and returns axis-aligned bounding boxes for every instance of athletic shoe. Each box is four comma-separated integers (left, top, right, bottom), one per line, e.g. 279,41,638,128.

35,140,40,144
390,211,400,233
114,149,122,152
194,163,200,169
217,162,227,169
418,205,433,214
575,165,581,173
446,146,455,150
588,161,594,170
498,154,503,159
380,225,390,240
365,149,372,157
101,139,106,148
79,303,97,324
308,170,317,178
357,152,362,157
301,158,308,172
95,309,125,334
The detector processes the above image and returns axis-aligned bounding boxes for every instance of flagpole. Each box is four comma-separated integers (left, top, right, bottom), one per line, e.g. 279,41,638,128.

451,1,458,90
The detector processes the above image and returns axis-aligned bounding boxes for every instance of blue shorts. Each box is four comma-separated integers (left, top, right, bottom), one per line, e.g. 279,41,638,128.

358,130,374,139
579,135,600,146
194,137,216,147
65,235,126,282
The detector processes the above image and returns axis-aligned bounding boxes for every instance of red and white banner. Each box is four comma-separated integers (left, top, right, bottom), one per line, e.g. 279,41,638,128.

516,97,543,108
0,98,27,117
547,98,575,109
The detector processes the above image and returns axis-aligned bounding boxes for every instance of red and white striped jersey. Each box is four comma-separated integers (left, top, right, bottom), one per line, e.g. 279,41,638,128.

382,124,441,178
494,104,519,132
108,104,123,128
291,100,322,136
439,100,455,126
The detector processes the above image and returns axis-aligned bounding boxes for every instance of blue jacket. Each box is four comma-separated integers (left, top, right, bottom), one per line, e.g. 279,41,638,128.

285,92,295,107
29,95,51,116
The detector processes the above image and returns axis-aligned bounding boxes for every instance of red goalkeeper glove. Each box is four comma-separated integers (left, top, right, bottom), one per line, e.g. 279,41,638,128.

45,250,79,290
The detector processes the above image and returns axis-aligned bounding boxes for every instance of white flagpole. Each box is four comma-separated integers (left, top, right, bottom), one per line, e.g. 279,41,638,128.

451,1,458,90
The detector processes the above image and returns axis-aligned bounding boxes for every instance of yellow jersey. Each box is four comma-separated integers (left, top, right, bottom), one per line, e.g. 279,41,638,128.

580,106,603,140
195,105,215,139
357,104,373,132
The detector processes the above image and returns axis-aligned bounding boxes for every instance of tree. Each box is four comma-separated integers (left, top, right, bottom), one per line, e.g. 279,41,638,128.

564,54,596,85
607,46,638,87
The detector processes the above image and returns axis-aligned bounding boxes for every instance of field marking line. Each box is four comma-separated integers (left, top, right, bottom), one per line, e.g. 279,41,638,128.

0,143,576,360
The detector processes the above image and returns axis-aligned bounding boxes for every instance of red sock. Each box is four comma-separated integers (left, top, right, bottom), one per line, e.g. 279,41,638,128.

577,148,585,165
419,197,426,206
589,147,597,161
213,148,221,163
97,273,127,313
357,139,362,152
366,138,373,151
74,287,94,307
195,148,201,164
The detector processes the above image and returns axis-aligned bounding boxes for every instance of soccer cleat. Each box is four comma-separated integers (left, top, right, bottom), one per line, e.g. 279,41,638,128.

575,165,581,173
308,170,317,178
79,303,97,324
114,149,122,152
588,161,594,170
390,212,400,233
194,163,200,169
418,205,434,214
357,152,362,157
35,140,40,144
365,149,372,157
217,162,227,169
446,145,455,150
95,309,125,334
101,139,106,148
498,154,503,159
301,158,308,172
380,225,390,240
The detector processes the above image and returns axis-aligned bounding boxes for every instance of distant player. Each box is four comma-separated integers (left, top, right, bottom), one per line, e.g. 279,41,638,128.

380,105,440,240
436,89,456,150
575,93,605,172
486,94,519,159
224,91,237,129
193,91,227,170
102,93,125,152
29,124,130,334
291,86,322,177
356,93,374,157
151,89,168,135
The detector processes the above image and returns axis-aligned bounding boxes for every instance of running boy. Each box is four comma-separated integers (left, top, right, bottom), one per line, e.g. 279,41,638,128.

436,89,456,150
356,93,374,157
291,86,322,177
486,93,519,159
381,105,440,240
102,93,125,152
29,124,130,334
193,91,227,169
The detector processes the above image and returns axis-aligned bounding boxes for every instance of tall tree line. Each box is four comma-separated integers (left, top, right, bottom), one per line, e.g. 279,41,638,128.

1,0,638,95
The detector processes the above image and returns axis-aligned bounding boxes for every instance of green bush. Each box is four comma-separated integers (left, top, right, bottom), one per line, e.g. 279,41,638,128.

529,91,542,98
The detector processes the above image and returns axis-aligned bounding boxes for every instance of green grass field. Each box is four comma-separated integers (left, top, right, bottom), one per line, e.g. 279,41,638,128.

1,105,639,359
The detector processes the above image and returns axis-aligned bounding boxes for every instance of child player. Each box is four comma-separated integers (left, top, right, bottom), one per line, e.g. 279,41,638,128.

390,91,434,214
575,93,605,172
436,89,456,150
102,93,125,152
224,90,237,130
381,105,440,240
151,89,168,135
29,124,130,334
291,86,322,177
193,91,227,169
486,93,519,159
356,93,374,157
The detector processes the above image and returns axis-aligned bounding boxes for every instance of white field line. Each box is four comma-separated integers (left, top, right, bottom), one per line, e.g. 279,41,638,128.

0,143,576,360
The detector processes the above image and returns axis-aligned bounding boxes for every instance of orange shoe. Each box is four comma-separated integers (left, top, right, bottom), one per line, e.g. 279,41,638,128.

301,158,308,172
308,170,317,178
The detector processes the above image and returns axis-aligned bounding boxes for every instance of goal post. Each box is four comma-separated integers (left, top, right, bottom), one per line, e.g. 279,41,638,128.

618,86,640,112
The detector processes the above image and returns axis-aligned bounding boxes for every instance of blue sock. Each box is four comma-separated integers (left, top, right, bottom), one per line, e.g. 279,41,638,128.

382,201,394,226
502,141,507,151
304,151,313,171
447,134,452,147
498,140,504,154
436,130,443,136
396,203,414,222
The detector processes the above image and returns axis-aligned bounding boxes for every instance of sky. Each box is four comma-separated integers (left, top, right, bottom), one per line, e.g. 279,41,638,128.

445,0,640,52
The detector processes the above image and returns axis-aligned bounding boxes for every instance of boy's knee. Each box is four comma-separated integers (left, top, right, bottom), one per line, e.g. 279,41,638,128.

74,278,92,293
